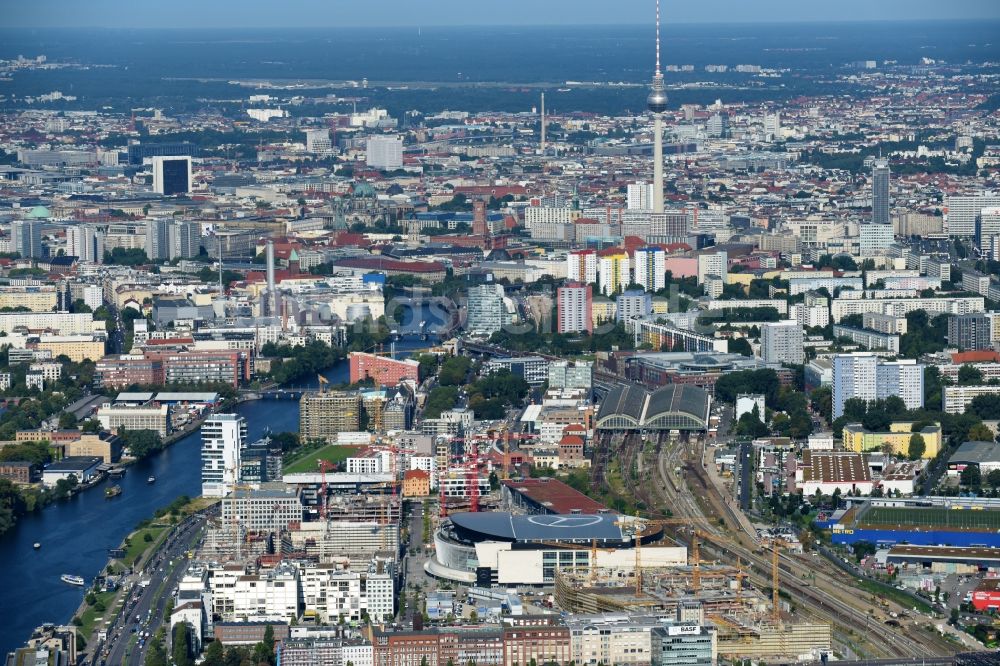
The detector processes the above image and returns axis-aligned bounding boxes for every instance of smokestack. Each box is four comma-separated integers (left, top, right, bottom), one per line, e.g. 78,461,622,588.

265,240,277,316
540,92,546,153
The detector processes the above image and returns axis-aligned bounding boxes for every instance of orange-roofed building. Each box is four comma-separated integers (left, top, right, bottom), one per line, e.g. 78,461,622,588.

952,351,1000,364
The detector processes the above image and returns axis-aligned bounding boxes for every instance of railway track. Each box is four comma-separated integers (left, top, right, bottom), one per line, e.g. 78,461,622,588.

647,435,948,660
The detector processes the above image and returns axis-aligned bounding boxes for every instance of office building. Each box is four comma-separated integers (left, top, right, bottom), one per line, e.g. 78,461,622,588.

872,158,891,226
696,251,727,286
557,283,592,334
627,182,654,210
946,193,1000,237
170,220,202,259
633,246,665,292
760,320,804,365
366,135,403,169
706,112,730,138
96,403,171,437
349,352,420,386
145,219,171,260
304,128,332,153
616,289,653,323
976,207,1000,250
466,284,511,336
66,224,101,263
128,140,196,165
152,156,192,195
201,413,248,498
948,313,993,351
833,354,924,418
943,385,1000,414
567,249,598,284
299,391,362,443
12,220,43,259
763,112,781,140
597,248,630,296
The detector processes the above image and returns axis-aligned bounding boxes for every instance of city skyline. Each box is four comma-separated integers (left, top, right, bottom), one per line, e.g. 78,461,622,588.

4,0,1000,29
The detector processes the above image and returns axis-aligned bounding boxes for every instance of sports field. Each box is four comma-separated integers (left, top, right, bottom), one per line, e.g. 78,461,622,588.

861,506,1000,531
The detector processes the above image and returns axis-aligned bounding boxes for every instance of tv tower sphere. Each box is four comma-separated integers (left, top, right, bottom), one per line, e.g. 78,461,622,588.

647,84,668,114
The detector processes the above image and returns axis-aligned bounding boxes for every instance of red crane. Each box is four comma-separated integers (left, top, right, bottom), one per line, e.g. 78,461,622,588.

318,459,335,519
467,441,480,513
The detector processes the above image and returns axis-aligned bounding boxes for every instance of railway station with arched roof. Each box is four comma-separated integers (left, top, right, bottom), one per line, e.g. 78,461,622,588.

595,382,711,432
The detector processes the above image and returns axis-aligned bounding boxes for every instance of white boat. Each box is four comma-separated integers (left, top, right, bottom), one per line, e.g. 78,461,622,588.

147,476,156,484
33,542,41,550
61,574,85,586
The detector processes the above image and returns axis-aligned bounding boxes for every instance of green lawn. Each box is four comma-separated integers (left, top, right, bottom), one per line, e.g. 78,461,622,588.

283,444,360,474
122,525,167,566
863,507,1000,531
78,590,117,638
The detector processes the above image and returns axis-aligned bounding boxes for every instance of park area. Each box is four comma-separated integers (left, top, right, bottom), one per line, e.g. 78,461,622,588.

283,443,360,474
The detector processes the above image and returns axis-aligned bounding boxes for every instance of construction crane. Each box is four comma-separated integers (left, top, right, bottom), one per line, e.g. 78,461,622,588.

317,459,335,519
499,424,511,481
621,516,696,596
771,538,789,625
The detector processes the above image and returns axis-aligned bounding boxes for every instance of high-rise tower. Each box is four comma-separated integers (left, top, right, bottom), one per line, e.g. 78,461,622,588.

872,158,890,226
647,0,668,214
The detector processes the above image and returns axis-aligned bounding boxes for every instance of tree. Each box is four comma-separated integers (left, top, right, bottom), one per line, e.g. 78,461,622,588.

203,642,225,666
988,470,1000,488
810,386,832,422
172,623,193,666
58,411,77,429
969,394,1000,421
907,433,926,460
728,337,753,357
121,429,164,459
144,632,168,666
438,356,472,386
958,364,984,385
968,423,995,442
961,464,982,488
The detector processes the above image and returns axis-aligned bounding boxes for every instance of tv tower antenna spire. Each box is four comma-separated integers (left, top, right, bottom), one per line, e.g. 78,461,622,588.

647,0,668,214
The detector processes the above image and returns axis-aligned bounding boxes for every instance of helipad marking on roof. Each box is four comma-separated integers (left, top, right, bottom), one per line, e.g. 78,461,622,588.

526,515,603,528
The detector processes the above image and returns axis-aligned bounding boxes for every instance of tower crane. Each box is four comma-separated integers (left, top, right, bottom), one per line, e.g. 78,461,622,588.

317,459,336,519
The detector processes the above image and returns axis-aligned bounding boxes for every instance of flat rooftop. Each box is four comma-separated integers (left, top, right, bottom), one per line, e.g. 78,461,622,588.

503,477,609,515
888,545,1000,562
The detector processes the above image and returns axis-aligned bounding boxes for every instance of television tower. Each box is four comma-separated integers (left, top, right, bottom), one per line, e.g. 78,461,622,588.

648,0,668,214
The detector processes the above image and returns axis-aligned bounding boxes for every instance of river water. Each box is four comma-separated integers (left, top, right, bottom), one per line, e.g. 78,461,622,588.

0,336,432,656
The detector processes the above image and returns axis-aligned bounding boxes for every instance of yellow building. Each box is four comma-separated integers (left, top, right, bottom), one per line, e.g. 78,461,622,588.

36,336,106,362
597,250,630,296
0,288,58,312
842,421,941,459
591,299,616,327
65,433,123,464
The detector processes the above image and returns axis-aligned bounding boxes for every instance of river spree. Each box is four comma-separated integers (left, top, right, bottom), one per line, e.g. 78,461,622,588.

0,336,435,656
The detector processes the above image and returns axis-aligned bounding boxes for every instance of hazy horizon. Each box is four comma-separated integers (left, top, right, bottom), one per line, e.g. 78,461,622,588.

5,0,999,29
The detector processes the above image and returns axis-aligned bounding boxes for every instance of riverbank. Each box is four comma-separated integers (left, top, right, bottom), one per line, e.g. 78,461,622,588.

0,386,298,654
67,496,216,663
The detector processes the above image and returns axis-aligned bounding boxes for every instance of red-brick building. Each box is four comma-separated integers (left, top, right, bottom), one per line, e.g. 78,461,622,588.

349,352,420,386
94,355,165,388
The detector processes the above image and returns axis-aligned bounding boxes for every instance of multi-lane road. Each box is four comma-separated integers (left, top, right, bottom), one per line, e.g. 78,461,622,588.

97,513,207,666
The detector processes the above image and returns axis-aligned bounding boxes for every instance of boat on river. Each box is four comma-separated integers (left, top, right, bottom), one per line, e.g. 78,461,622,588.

60,574,85,586
105,485,122,498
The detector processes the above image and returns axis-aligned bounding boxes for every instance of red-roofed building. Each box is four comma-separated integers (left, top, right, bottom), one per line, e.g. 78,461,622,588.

402,469,431,497
557,435,586,466
501,478,608,515
349,352,420,386
952,351,1000,364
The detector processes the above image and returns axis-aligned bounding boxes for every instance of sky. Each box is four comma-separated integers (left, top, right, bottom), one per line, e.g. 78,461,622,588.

4,0,1000,28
